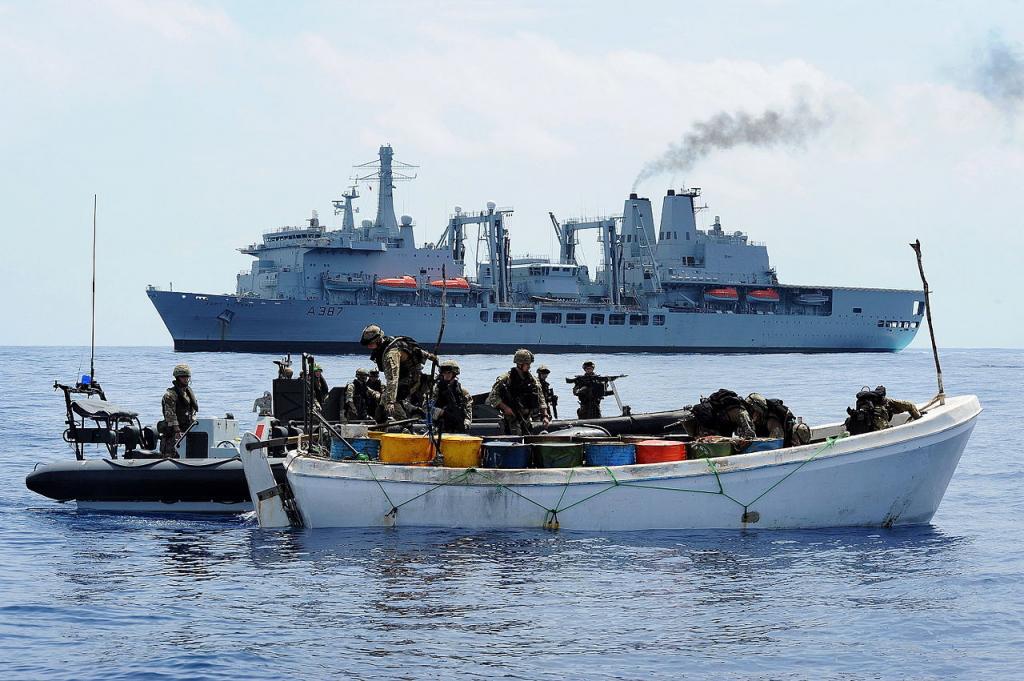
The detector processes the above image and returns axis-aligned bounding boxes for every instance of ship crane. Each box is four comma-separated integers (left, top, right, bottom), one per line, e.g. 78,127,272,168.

550,212,622,306
436,203,515,306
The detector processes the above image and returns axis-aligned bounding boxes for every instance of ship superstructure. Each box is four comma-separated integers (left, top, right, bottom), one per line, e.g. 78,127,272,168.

149,145,923,353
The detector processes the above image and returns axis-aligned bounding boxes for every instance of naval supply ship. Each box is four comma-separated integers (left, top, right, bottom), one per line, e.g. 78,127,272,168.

148,145,923,354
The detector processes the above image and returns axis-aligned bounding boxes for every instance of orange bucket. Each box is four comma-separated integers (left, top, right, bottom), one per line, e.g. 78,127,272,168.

635,439,687,464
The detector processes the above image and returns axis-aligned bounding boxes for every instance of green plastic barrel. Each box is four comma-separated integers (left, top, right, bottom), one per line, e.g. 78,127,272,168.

687,437,734,459
535,442,585,468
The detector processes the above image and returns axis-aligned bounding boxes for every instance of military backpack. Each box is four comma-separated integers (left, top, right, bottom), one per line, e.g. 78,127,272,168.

692,388,745,435
844,387,889,435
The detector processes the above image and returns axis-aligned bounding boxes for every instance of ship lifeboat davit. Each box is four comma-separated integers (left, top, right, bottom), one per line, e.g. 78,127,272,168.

747,288,780,304
704,287,739,303
376,275,418,292
428,277,470,294
795,292,830,306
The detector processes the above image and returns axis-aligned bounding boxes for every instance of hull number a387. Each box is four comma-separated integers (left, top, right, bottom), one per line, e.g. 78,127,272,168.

307,306,343,317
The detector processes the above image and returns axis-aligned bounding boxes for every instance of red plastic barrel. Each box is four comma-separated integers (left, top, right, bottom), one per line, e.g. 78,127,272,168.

635,440,687,464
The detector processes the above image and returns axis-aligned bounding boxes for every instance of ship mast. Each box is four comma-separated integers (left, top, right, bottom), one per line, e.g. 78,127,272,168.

352,145,418,238
90,194,97,382
332,185,360,233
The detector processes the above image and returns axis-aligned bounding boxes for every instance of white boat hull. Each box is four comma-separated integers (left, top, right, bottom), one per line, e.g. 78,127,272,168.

279,396,980,531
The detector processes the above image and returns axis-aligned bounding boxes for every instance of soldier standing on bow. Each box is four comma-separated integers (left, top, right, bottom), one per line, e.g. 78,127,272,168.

360,324,436,422
487,349,550,435
571,360,612,420
431,359,473,434
160,363,199,457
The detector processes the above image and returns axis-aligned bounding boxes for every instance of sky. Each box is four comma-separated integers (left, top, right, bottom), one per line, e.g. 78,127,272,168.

1,0,1022,348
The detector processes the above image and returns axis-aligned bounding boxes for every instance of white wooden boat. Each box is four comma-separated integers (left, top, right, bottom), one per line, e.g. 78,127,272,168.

244,395,980,531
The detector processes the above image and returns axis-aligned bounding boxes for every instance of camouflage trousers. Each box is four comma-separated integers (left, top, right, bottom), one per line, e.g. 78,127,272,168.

501,412,534,436
160,426,180,458
577,402,602,420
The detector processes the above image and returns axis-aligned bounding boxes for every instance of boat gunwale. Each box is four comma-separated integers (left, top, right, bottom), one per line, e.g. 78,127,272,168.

283,396,981,488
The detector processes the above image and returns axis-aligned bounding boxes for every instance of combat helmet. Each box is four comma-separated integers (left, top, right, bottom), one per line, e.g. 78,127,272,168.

582,360,595,369
536,364,550,374
355,368,369,378
513,348,534,365
172,363,192,378
439,359,460,375
746,392,768,413
360,324,384,346
368,368,380,377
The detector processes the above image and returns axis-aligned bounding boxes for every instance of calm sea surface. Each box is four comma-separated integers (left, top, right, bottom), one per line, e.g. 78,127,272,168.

1,346,1020,680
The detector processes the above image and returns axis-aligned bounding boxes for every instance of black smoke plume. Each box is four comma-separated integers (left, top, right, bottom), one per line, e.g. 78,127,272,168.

634,101,833,190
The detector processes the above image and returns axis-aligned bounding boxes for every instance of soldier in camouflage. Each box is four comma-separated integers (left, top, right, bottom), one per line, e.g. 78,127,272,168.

160,364,199,457
536,365,558,419
366,368,382,417
487,349,550,435
431,359,473,434
571,360,611,419
844,385,922,435
344,368,379,421
744,393,811,446
311,364,329,406
673,388,756,439
360,324,437,422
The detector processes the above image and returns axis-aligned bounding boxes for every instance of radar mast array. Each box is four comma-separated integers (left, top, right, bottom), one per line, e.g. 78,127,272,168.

351,145,418,233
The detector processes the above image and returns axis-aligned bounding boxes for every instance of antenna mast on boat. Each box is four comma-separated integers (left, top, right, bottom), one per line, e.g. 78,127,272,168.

911,240,944,407
90,194,97,382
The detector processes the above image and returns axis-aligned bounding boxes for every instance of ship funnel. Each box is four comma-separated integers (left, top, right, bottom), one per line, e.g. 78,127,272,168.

620,194,656,262
656,187,699,260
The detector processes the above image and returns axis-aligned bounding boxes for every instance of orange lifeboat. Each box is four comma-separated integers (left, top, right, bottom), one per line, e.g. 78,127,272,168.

428,277,470,291
747,288,780,303
376,275,418,291
704,287,739,302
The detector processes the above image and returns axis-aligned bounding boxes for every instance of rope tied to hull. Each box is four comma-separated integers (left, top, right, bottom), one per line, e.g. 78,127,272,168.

354,436,844,529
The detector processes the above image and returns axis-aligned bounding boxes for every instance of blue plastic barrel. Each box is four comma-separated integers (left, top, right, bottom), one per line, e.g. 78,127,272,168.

331,437,381,461
584,442,636,467
742,438,784,453
481,441,532,469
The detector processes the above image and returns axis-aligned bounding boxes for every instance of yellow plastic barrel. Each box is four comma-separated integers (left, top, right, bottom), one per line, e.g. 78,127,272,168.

440,434,483,468
379,433,435,465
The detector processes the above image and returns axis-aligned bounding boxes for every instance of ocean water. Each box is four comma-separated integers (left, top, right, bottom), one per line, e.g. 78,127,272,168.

1,346,1021,680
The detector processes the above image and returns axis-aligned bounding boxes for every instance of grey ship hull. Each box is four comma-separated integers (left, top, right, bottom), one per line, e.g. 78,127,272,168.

149,287,921,354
